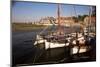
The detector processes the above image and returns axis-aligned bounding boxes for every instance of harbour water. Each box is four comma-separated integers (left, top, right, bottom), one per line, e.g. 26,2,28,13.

12,26,96,66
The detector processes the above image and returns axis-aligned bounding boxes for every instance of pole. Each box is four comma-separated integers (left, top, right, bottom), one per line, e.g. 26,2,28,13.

57,4,61,34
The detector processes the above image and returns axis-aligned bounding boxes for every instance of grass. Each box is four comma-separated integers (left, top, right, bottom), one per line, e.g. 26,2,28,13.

12,23,46,31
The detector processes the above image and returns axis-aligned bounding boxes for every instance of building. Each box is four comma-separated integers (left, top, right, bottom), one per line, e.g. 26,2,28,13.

84,16,96,33
55,17,75,25
37,17,75,26
84,16,96,26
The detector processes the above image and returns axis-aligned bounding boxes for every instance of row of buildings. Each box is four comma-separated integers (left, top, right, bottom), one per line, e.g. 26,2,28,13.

33,16,96,27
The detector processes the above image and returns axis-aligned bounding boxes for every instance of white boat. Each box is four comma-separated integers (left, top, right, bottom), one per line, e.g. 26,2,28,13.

33,4,95,57
34,32,91,55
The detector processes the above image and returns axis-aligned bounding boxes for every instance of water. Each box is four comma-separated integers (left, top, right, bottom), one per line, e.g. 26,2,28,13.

12,29,44,66
12,26,82,65
12,26,77,65
12,26,96,66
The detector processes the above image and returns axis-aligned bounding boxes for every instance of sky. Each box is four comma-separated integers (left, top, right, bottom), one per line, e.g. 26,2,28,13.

11,1,91,23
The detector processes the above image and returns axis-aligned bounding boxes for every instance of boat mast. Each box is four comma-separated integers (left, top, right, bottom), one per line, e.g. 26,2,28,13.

89,6,92,33
88,6,92,35
58,4,60,25
57,3,62,34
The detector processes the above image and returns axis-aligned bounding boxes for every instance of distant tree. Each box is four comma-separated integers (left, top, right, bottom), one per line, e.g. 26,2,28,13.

78,15,88,21
78,15,83,21
72,16,78,23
